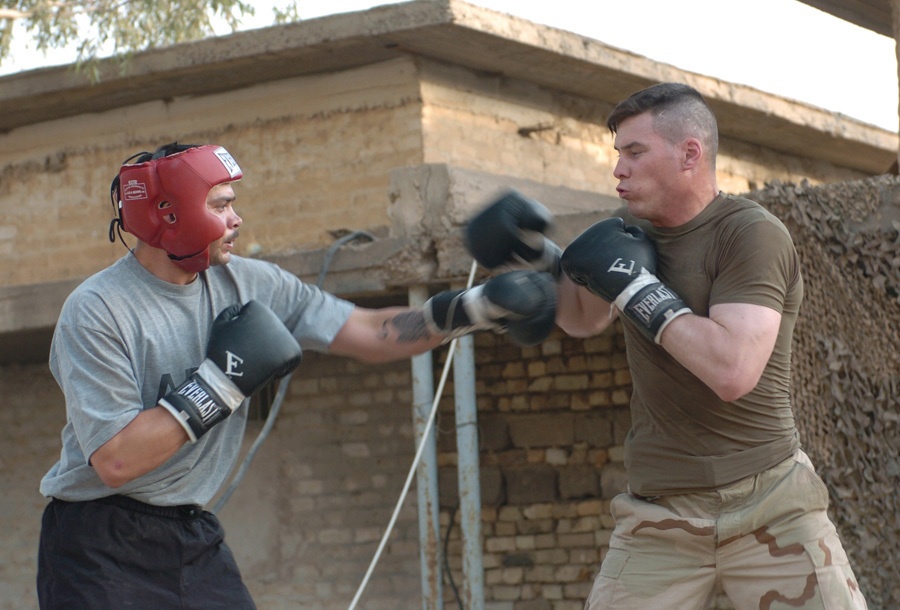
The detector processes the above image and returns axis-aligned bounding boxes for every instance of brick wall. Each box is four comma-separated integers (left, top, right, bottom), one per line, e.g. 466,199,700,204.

433,327,631,609
217,318,739,610
203,320,639,610
238,346,424,609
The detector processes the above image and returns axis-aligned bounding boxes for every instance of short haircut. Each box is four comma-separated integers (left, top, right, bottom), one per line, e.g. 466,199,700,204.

607,82,719,161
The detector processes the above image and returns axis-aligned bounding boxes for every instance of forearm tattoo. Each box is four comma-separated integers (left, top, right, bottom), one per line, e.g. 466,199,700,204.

384,310,433,343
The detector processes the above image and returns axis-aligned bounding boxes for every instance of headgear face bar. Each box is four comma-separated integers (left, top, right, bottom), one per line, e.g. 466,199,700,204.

109,143,243,272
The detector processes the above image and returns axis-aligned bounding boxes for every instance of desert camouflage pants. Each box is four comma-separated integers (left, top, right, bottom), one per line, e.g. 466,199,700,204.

585,451,867,610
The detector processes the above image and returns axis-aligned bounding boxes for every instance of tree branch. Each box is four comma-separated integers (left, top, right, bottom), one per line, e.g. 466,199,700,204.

0,9,33,20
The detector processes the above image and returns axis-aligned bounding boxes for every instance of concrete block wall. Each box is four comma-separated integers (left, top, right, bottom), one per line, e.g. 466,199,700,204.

0,55,870,291
415,59,868,199
419,60,616,197
0,58,425,288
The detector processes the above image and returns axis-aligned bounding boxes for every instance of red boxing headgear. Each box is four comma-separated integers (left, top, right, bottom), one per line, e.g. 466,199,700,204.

116,144,242,272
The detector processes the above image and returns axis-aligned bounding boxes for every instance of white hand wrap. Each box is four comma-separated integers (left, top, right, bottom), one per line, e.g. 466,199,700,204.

614,271,691,343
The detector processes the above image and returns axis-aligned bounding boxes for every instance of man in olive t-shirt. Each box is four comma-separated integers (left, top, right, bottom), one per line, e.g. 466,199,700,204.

557,82,867,610
468,82,868,609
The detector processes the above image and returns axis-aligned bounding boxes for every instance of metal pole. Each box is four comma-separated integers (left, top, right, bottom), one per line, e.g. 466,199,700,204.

453,332,484,610
409,285,443,610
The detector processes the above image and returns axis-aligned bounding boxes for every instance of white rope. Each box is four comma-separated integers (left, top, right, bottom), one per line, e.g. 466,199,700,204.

346,259,479,610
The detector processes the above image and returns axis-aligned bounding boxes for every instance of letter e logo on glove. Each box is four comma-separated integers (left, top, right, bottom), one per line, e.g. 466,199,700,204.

224,351,245,378
607,258,636,275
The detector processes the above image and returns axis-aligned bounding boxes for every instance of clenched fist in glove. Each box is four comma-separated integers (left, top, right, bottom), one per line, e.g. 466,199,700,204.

560,217,690,343
160,300,303,442
424,270,557,346
465,190,562,277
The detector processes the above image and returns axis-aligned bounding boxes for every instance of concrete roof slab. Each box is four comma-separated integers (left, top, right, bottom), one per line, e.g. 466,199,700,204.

0,0,895,173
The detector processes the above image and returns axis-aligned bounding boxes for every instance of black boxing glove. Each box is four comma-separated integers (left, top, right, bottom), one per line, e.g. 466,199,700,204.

465,190,562,277
560,217,690,343
160,300,303,442
424,270,557,346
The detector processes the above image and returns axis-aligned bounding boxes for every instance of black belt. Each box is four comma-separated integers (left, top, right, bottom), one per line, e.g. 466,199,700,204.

59,494,203,519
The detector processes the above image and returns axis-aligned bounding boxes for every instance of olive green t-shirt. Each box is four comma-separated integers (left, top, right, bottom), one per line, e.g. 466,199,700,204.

620,193,802,495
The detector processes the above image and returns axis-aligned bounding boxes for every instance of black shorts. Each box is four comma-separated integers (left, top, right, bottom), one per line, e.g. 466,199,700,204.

37,496,256,610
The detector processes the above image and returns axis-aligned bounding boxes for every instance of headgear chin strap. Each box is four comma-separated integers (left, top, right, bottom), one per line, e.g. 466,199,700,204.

110,143,243,272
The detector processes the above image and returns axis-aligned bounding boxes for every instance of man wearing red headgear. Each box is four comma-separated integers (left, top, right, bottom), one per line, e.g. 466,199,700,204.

115,143,244,272
37,142,559,609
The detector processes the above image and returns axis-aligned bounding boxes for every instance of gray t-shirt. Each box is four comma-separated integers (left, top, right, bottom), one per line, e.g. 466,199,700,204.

40,253,354,507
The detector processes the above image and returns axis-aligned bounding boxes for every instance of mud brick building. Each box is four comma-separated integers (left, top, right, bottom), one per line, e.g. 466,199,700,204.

1,2,897,609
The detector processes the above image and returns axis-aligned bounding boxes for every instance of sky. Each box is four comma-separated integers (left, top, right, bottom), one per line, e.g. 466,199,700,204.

1,0,897,132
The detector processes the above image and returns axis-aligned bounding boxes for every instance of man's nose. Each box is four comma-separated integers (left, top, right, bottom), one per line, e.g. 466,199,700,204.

613,159,628,179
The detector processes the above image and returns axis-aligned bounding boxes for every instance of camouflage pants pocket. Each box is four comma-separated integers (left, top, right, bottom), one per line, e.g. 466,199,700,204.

799,531,868,610
584,493,718,610
584,548,630,610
